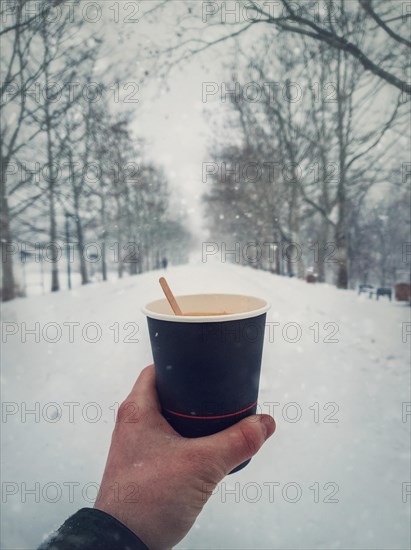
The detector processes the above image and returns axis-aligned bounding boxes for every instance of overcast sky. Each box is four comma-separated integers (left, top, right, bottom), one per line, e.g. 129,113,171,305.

90,0,229,242
86,0,406,243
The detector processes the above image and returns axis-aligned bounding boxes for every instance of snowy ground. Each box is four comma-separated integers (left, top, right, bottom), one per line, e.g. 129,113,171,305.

1,262,410,549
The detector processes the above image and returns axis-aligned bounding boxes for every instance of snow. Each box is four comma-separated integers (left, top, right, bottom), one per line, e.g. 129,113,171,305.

1,263,410,549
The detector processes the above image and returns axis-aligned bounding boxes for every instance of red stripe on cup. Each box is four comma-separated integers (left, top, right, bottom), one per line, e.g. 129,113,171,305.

163,401,257,420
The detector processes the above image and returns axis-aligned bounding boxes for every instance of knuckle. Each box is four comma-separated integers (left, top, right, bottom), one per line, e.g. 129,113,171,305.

116,400,141,424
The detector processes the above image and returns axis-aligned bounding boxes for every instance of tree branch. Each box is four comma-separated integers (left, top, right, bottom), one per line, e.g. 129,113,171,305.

359,0,411,48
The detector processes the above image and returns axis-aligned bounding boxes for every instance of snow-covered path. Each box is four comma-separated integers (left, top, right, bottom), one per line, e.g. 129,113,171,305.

1,263,410,549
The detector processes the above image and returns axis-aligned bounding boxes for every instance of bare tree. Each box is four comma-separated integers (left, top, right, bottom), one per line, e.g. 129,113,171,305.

1,0,97,296
202,26,406,287
1,0,46,300
153,0,410,94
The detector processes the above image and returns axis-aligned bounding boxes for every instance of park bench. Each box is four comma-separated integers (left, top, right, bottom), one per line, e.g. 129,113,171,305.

360,285,392,300
375,287,392,301
358,283,374,295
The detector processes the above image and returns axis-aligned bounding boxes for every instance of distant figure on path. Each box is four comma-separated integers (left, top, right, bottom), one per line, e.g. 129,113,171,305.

162,257,168,270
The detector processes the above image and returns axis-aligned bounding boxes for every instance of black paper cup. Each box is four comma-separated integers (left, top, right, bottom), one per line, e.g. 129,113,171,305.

142,293,270,473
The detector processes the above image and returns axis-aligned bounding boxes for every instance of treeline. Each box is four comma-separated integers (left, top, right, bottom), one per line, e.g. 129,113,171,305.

150,0,411,289
1,0,190,301
202,34,410,288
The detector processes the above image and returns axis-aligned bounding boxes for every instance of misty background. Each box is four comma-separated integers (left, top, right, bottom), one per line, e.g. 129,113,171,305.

2,0,410,298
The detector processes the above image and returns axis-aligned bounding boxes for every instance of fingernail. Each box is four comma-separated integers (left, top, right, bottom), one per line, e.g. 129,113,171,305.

261,415,276,439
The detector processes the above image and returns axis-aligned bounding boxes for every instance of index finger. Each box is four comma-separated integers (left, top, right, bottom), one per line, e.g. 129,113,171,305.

125,364,161,412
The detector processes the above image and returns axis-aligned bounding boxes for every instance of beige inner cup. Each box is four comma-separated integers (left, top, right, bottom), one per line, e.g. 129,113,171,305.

142,294,270,323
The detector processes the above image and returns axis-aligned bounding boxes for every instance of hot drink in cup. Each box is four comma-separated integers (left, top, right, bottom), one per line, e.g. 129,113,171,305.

142,293,270,473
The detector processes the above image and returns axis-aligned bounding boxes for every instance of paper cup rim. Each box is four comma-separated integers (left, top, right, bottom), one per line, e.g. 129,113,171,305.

142,293,271,323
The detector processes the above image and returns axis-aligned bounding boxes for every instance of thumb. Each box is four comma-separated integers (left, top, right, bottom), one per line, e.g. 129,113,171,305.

202,414,276,476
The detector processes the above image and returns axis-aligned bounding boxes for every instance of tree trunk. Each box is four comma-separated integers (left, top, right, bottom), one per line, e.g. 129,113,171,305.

117,242,124,278
335,199,349,289
100,194,107,282
114,195,124,278
101,238,107,281
68,146,88,285
335,50,348,289
317,220,329,283
335,227,349,289
1,177,16,301
49,180,59,292
275,241,281,274
43,27,59,292
284,89,304,279
128,235,138,275
75,212,88,285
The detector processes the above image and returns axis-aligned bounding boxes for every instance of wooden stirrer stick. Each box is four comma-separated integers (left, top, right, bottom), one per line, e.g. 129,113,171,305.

159,277,183,315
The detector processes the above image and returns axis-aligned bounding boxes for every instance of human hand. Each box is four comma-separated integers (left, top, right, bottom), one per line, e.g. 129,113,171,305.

94,365,276,550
